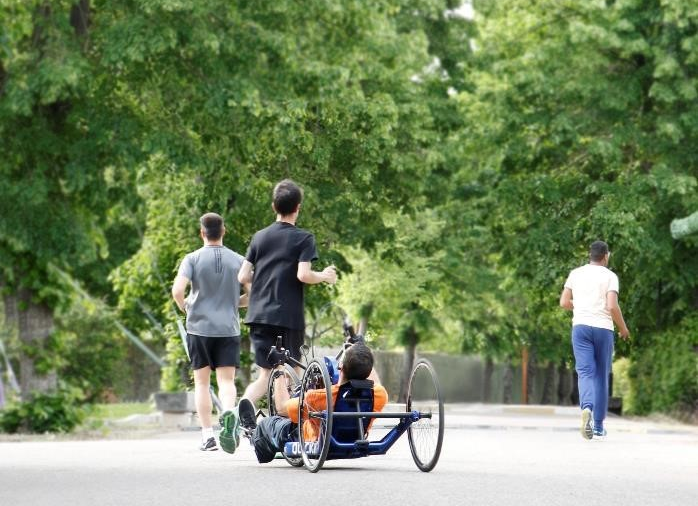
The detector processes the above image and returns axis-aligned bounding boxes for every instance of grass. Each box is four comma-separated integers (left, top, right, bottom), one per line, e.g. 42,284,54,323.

89,402,155,421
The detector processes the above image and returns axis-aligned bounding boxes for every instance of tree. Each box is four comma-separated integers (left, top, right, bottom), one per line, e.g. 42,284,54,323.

460,0,698,411
100,0,454,390
0,0,124,398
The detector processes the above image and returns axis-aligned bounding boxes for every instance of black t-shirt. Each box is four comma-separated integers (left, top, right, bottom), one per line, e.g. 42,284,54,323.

244,221,319,330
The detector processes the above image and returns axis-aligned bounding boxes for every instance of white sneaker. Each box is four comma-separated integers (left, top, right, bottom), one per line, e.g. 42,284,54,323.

580,408,593,440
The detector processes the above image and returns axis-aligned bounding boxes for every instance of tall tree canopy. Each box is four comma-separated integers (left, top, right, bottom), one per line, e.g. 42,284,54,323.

1,0,695,417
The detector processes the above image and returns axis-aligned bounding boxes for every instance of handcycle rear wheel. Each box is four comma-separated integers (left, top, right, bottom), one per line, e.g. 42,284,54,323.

298,358,333,473
406,358,444,472
267,365,302,467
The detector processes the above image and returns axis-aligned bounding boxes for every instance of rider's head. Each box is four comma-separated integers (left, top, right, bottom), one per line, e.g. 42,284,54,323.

341,343,374,381
199,212,224,241
272,179,303,217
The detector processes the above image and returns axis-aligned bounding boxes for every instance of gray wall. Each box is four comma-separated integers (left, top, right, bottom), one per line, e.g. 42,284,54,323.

369,350,572,405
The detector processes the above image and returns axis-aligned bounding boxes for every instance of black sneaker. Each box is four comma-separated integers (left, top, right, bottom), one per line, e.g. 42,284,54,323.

200,436,218,451
238,398,257,434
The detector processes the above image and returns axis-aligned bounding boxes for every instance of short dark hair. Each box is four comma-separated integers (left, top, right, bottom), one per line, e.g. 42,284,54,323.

341,343,374,381
590,240,609,262
200,212,224,240
272,179,303,216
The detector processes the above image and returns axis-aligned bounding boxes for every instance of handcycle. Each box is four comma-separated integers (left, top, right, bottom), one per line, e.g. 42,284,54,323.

264,317,445,473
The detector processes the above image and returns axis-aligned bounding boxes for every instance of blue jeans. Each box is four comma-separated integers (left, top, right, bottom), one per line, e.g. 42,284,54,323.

571,325,614,428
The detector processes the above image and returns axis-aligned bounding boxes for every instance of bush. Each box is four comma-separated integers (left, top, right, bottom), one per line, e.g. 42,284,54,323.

160,322,192,392
628,315,698,419
53,298,129,403
0,386,87,433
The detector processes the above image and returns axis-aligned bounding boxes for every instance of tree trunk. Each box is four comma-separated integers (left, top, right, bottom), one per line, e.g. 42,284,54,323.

357,316,368,338
571,369,580,406
3,289,57,400
239,333,252,388
502,358,514,404
557,360,572,405
541,361,556,405
482,356,494,402
69,0,90,37
397,326,418,403
526,348,537,404
357,302,373,337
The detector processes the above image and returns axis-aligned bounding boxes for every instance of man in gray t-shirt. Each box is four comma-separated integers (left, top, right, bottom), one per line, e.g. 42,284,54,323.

172,212,248,452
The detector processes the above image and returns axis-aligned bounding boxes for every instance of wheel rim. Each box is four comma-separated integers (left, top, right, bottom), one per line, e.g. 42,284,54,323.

299,359,333,472
407,359,444,472
268,365,299,416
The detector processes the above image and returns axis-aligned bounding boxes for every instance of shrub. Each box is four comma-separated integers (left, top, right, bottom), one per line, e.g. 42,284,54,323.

0,386,87,434
628,315,698,419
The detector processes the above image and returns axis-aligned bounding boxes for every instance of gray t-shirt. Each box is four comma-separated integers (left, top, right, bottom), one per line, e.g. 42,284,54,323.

177,245,245,337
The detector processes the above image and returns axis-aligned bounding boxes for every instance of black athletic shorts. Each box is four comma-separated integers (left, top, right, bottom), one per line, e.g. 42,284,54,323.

187,333,241,370
249,324,304,369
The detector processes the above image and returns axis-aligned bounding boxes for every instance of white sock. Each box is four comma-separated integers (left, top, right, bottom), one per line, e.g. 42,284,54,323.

201,427,214,442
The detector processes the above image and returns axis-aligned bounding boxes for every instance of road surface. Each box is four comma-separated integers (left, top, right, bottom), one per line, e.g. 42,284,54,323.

1,406,696,506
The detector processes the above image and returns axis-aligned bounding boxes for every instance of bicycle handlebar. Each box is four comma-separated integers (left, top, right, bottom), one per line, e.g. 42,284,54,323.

268,336,306,370
342,316,364,345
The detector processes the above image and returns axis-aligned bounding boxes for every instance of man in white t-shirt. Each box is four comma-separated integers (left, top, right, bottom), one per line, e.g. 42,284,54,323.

559,241,630,440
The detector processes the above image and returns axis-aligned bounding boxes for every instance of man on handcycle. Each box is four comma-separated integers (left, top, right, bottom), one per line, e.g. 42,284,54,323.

237,343,388,463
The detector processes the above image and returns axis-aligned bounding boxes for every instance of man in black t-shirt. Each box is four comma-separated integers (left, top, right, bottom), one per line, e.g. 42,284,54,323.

237,179,337,405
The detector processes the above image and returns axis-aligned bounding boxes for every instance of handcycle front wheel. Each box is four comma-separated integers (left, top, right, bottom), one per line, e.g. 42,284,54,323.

267,364,303,467
298,358,333,473
406,358,444,472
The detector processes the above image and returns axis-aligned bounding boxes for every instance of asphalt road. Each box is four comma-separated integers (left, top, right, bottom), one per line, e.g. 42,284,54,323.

1,414,697,506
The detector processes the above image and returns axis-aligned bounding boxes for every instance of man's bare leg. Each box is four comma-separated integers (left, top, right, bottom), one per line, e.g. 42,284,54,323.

241,366,271,405
215,366,237,411
193,366,215,446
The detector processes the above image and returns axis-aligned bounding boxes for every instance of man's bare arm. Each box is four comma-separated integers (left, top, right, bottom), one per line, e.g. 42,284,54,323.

606,291,630,340
297,261,337,285
273,367,291,417
171,275,190,313
239,282,251,308
559,287,573,311
238,260,254,285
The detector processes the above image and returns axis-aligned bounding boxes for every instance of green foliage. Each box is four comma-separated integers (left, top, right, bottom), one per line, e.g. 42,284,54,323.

628,315,698,417
337,209,446,350
51,293,130,402
458,1,698,384
0,385,86,434
159,321,191,392
101,0,459,372
2,0,697,415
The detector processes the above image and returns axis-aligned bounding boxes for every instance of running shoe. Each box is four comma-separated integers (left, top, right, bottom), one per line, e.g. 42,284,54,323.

200,436,218,452
219,410,240,454
238,398,257,435
581,408,593,440
593,428,607,440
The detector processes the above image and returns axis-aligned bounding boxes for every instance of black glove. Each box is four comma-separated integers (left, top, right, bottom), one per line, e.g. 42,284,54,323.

267,346,286,367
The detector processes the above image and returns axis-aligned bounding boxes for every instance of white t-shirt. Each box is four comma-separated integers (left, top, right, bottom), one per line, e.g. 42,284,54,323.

564,264,619,331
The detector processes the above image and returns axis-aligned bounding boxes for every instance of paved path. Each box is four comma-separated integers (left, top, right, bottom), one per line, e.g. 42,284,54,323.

1,405,696,506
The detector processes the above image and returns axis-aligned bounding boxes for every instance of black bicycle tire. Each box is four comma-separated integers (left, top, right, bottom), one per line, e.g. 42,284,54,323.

406,358,444,472
299,358,333,472
267,365,300,416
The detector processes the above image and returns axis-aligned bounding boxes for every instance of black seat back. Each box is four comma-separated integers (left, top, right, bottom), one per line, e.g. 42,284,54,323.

332,380,375,443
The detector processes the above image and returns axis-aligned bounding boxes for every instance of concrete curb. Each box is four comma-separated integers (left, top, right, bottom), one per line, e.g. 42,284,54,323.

120,403,697,438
